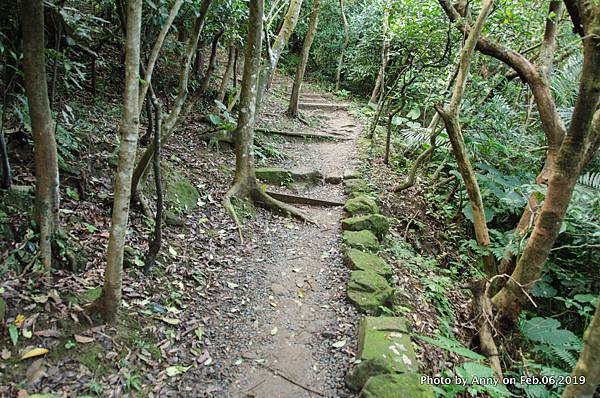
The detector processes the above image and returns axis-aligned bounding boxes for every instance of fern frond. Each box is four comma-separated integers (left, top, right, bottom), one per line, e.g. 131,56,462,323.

550,346,578,368
577,171,600,191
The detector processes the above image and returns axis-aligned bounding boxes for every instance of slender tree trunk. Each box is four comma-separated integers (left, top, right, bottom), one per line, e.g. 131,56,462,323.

335,0,348,91
94,0,142,323
144,92,163,274
0,86,12,189
218,45,236,103
287,0,320,117
22,0,60,270
369,5,389,104
561,292,600,398
130,0,213,198
256,0,304,110
138,0,184,109
435,0,496,278
200,29,224,94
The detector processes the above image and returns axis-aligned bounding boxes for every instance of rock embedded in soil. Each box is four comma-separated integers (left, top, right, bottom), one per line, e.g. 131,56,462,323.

344,248,392,279
357,316,417,373
346,357,394,392
256,167,323,186
342,230,380,252
358,373,435,398
343,169,361,180
343,178,369,195
341,214,390,239
347,272,394,313
270,283,287,296
344,195,379,217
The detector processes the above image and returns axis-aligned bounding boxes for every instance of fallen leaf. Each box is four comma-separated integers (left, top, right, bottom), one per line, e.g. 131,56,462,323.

161,317,181,325
332,339,346,348
74,334,95,344
226,281,239,289
15,314,25,326
165,365,192,377
34,329,62,338
270,327,278,335
20,348,49,360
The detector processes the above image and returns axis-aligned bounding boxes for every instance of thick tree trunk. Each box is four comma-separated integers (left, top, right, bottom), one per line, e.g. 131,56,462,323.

497,1,564,278
256,0,304,110
130,0,213,198
224,0,311,230
335,0,348,91
561,292,600,398
369,6,389,104
218,45,236,103
94,0,142,323
492,18,600,319
287,0,320,117
436,0,496,278
22,0,60,270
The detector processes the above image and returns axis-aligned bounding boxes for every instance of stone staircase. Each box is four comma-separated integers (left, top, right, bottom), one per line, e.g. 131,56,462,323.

340,172,435,398
299,92,349,111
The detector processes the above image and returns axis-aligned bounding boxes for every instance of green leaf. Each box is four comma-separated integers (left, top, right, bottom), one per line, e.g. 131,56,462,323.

9,323,19,346
521,317,579,346
415,335,485,360
165,365,192,377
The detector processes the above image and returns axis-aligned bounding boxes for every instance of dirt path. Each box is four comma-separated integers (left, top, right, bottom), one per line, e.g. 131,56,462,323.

227,93,360,398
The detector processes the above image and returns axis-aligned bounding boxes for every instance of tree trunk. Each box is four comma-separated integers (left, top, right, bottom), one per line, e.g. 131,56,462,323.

496,0,564,278
200,29,225,94
287,0,320,117
223,0,311,231
256,0,304,110
144,92,163,274
218,44,236,103
561,292,600,398
492,12,600,320
94,0,143,323
369,6,389,104
22,0,60,270
436,0,496,278
138,0,184,110
335,0,348,91
130,0,213,198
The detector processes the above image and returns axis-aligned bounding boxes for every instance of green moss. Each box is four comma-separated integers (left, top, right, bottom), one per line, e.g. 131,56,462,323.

344,178,369,194
347,271,394,313
359,373,435,398
358,316,417,373
342,214,390,239
344,248,392,278
255,167,323,186
344,195,379,216
79,287,102,303
343,230,380,252
346,358,394,392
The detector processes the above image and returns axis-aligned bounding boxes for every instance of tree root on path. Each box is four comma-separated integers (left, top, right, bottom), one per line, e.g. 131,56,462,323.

223,182,316,242
258,363,326,396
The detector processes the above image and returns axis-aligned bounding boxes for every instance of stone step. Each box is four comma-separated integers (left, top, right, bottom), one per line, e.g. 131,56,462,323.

299,102,348,111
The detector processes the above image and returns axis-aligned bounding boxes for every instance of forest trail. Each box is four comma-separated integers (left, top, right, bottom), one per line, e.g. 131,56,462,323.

220,87,361,397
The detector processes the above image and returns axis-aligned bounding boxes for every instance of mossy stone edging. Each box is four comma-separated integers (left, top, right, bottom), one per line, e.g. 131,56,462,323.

347,271,394,314
342,214,390,239
255,167,323,185
359,373,435,398
344,195,379,216
344,248,392,279
342,230,380,252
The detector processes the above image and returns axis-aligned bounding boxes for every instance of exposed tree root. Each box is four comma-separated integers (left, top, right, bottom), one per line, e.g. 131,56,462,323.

223,182,316,241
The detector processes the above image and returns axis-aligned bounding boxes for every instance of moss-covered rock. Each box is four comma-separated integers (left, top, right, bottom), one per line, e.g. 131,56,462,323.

342,230,380,252
344,178,369,194
344,248,392,278
342,214,390,239
344,195,379,216
347,271,394,313
358,316,417,373
346,358,394,392
256,167,323,185
359,373,435,398
343,169,361,180
165,178,199,212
